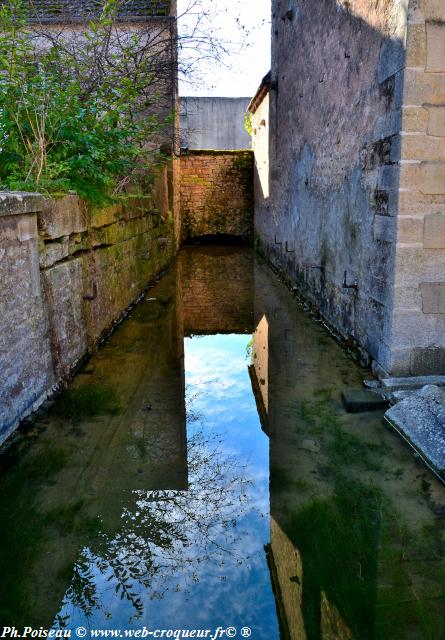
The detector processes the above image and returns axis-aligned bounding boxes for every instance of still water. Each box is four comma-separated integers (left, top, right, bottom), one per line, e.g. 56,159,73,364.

1,245,445,639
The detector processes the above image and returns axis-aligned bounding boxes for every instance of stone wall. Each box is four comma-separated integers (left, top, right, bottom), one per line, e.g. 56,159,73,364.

0,193,54,443
250,77,271,245
180,150,254,242
389,0,445,374
252,0,445,376
0,178,177,444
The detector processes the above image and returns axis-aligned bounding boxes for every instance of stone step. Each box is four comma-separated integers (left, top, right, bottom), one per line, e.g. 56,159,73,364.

341,389,389,413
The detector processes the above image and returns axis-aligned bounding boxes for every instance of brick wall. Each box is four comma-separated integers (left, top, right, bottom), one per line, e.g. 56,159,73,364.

180,150,254,242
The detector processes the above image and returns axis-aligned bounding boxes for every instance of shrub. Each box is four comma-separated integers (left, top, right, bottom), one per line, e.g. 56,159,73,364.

0,0,172,203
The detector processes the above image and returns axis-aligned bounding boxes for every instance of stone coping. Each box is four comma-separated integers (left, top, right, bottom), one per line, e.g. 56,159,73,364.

382,375,445,391
180,149,253,156
0,192,44,217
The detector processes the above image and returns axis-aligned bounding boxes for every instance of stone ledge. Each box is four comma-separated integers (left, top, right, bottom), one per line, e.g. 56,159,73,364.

385,385,445,482
382,375,445,391
181,149,254,157
0,192,44,217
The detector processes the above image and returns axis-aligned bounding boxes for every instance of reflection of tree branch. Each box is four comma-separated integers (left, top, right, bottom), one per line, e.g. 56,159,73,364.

54,386,254,627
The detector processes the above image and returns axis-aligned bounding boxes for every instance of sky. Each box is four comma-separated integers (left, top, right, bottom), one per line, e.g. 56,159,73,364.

178,0,271,98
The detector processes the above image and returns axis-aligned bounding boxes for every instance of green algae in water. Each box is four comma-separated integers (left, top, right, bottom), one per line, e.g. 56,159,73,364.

286,480,382,640
0,446,70,624
54,383,122,423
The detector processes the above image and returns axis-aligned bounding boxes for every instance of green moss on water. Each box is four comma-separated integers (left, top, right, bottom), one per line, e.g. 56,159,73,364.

53,383,121,423
296,396,385,473
44,499,85,533
328,428,385,473
0,445,70,623
134,436,148,462
270,465,295,490
297,399,338,432
271,465,311,492
19,447,69,482
286,479,383,640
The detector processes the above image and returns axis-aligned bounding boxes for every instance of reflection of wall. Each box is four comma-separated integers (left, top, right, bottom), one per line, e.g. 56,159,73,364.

321,593,353,640
268,518,307,640
180,97,252,150
0,266,187,627
254,256,445,640
253,259,367,640
252,315,269,413
178,245,254,336
249,314,269,433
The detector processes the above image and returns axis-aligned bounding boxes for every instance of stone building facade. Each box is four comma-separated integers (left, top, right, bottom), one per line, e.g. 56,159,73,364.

250,0,445,377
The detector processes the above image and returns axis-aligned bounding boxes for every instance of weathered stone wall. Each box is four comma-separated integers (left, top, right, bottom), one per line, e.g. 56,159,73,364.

0,194,55,443
180,150,254,242
388,0,445,374
0,178,177,444
253,0,445,375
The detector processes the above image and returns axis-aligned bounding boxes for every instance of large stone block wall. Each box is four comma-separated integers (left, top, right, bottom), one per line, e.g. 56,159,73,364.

180,150,254,242
253,0,445,375
0,179,177,444
0,194,55,442
389,0,445,374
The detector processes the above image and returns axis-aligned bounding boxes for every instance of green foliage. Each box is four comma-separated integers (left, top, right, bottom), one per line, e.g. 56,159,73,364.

243,111,253,138
0,0,171,203
245,336,254,362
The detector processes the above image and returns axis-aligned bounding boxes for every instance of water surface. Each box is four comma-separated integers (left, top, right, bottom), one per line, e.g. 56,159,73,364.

1,245,445,639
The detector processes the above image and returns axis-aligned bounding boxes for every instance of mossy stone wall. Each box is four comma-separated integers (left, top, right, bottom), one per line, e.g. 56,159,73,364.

0,184,177,444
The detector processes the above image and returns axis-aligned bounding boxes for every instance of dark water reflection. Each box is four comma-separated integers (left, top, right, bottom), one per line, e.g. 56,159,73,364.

1,245,445,639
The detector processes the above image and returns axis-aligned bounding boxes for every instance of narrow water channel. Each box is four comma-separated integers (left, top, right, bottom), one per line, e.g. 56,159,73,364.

1,245,445,639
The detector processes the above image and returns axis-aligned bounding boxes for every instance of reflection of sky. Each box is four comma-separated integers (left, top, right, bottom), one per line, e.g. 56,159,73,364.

55,335,279,638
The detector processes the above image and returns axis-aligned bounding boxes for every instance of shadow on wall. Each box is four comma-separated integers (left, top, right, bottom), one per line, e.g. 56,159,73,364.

250,0,444,377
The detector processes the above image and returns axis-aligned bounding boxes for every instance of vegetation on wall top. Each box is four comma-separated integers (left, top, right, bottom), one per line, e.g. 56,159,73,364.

0,0,173,203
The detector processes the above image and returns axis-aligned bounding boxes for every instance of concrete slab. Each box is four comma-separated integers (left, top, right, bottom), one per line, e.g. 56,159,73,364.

385,385,445,481
341,389,389,413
